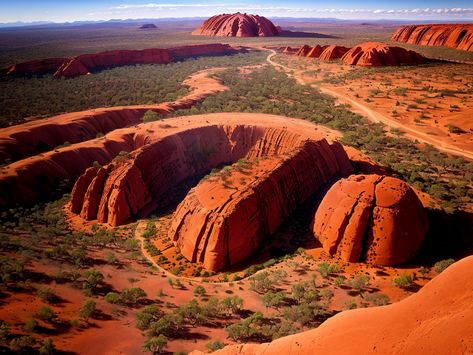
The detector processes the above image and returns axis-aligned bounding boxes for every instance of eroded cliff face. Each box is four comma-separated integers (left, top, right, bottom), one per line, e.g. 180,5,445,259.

190,256,473,355
319,45,350,61
3,58,67,76
192,13,280,37
313,174,428,265
294,45,326,58
169,139,352,271
392,24,473,52
341,42,426,66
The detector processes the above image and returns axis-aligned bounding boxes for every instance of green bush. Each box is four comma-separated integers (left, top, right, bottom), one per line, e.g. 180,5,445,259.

393,274,414,288
434,259,455,273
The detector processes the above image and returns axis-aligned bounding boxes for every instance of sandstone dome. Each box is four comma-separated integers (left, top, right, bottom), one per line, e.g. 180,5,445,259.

341,42,426,67
313,174,428,265
318,45,350,61
192,12,280,37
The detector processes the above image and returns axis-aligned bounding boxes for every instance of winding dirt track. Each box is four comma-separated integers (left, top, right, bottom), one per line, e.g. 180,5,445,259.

266,50,473,160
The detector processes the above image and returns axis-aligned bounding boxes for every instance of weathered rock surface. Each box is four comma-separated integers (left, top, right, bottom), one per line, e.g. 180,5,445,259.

392,24,473,52
294,45,326,58
192,13,279,37
65,114,347,227
319,45,350,61
139,24,157,29
313,174,428,265
295,45,311,56
3,58,67,76
341,42,426,66
169,139,352,271
191,256,473,355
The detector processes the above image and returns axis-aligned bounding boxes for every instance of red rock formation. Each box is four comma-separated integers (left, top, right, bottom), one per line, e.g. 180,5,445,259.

169,139,352,271
319,45,350,61
282,46,297,54
313,174,428,265
295,45,311,56
191,256,473,355
341,42,426,67
392,24,473,52
307,45,326,58
3,58,67,76
168,44,238,59
139,24,157,29
192,12,279,37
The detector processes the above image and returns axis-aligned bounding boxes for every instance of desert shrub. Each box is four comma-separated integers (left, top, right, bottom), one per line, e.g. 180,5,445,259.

334,276,346,287
262,291,286,309
434,259,455,273
119,287,147,306
142,110,161,123
9,335,36,352
445,124,466,134
142,334,168,354
79,299,97,321
365,293,390,306
105,292,119,304
35,306,56,322
36,287,56,303
193,285,206,297
349,274,369,294
221,296,243,315
317,262,341,278
344,299,358,310
206,339,225,352
23,319,38,333
39,338,56,355
249,271,272,293
136,305,164,330
393,274,414,288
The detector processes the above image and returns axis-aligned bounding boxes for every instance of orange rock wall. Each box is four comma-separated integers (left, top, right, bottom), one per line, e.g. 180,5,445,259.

392,24,473,52
341,42,426,66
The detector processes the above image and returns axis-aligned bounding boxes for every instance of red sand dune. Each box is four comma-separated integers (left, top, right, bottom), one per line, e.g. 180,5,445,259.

169,139,352,271
319,45,350,61
341,42,426,67
191,255,473,355
69,115,348,227
192,12,280,37
313,174,428,265
392,24,473,52
2,44,239,78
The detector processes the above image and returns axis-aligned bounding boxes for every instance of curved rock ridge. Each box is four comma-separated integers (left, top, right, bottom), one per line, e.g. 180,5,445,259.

169,139,352,271
341,42,426,67
192,13,279,37
0,67,227,164
313,174,428,265
295,45,311,57
294,45,326,58
69,116,351,227
392,24,473,52
2,44,239,78
319,45,350,61
191,255,473,355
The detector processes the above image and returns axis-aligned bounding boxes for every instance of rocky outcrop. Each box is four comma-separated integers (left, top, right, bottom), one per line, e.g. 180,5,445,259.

392,24,473,52
139,24,157,29
192,13,279,37
66,114,349,227
294,45,326,58
282,46,297,54
3,58,67,76
3,44,239,78
295,45,311,56
313,174,428,265
319,45,350,61
191,256,473,355
169,139,352,271
341,42,426,66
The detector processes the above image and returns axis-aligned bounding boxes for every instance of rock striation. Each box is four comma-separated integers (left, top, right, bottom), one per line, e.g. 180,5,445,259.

191,256,473,355
392,24,473,52
169,139,352,271
192,13,279,37
313,174,428,265
319,45,350,61
2,44,239,78
341,42,426,66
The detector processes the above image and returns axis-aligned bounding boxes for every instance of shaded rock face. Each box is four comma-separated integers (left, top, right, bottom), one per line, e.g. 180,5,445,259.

341,42,426,67
139,24,157,29
319,45,350,61
192,12,279,37
313,174,428,265
70,123,352,228
392,24,473,52
294,45,326,58
191,256,473,355
169,139,352,271
3,58,67,76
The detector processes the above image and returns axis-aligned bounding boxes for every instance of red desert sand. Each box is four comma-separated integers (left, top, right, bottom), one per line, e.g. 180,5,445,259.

313,174,428,265
192,12,280,37
392,24,473,52
191,255,473,355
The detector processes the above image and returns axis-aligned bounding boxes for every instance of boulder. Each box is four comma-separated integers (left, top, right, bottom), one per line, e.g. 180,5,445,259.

341,42,426,66
313,174,428,265
192,12,279,37
169,139,352,271
319,45,350,61
191,256,473,355
392,24,473,52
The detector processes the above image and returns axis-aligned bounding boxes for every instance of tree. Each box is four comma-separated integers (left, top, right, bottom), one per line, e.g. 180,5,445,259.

83,269,104,294
193,285,206,297
119,287,147,306
142,110,161,123
206,339,225,352
249,272,272,293
136,305,163,331
79,300,97,321
221,296,243,315
39,338,56,355
36,306,56,322
262,291,286,309
142,334,168,354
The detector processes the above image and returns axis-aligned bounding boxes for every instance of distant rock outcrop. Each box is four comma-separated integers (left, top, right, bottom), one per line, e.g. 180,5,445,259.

341,42,426,66
169,139,352,271
319,45,350,61
313,174,428,265
191,255,473,355
192,12,279,37
3,58,67,76
392,24,473,52
139,24,157,29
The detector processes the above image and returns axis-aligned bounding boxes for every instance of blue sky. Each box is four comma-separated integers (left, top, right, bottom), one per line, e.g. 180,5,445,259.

1,0,472,23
